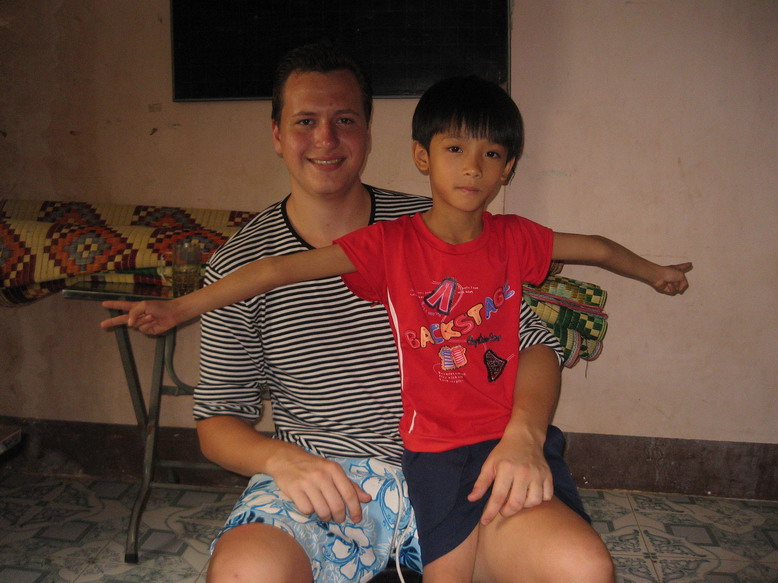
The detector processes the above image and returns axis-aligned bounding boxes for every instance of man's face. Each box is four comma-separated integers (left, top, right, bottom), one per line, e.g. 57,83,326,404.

272,70,370,198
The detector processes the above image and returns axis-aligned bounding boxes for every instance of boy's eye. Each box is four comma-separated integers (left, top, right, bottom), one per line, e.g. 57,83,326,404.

486,151,502,159
447,146,463,153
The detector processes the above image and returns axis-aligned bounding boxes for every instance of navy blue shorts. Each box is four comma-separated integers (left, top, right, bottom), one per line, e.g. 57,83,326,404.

402,425,589,566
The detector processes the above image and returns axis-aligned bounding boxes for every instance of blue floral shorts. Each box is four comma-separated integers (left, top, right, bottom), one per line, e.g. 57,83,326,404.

213,456,422,583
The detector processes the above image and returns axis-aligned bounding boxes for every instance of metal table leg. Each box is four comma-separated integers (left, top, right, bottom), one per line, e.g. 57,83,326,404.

124,332,167,563
109,309,148,429
63,284,228,564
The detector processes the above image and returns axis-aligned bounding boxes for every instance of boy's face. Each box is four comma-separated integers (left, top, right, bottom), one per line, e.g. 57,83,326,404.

272,70,371,199
412,130,515,214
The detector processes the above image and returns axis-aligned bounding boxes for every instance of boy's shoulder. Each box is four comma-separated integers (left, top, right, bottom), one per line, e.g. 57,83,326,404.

487,212,547,230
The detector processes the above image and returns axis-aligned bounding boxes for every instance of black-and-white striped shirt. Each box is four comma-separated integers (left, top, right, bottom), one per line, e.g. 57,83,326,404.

194,186,563,465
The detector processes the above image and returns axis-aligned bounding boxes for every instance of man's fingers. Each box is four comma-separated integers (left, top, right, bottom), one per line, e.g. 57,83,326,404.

331,471,372,523
286,485,316,517
282,464,371,524
357,486,373,504
314,487,346,523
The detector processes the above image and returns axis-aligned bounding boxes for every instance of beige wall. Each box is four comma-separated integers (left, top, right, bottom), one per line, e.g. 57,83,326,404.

509,1,777,444
1,1,775,444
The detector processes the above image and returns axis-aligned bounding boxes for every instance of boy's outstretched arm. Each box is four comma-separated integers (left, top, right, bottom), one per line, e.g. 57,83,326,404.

100,244,356,334
552,233,693,295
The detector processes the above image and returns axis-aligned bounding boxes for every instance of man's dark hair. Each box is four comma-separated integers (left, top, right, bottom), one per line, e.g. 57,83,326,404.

412,76,524,181
271,44,373,125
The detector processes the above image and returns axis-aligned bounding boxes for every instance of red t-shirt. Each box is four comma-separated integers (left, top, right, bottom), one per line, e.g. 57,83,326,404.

336,212,553,452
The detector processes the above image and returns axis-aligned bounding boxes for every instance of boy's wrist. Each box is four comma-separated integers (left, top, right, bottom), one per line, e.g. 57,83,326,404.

503,413,547,447
169,296,194,325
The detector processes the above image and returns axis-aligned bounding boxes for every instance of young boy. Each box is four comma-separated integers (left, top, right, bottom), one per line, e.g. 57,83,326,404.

102,75,691,582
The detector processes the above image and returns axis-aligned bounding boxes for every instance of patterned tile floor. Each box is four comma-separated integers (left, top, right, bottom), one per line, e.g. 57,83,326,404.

0,472,776,582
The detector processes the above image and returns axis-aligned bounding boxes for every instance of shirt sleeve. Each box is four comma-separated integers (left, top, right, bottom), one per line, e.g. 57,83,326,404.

334,222,389,304
509,215,554,287
518,300,565,366
193,262,266,422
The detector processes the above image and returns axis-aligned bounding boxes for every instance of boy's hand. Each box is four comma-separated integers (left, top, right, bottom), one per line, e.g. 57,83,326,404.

100,299,179,335
651,262,693,295
468,430,553,525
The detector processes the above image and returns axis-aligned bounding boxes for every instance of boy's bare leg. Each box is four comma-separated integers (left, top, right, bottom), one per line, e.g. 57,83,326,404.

473,497,614,583
207,523,313,583
422,527,479,583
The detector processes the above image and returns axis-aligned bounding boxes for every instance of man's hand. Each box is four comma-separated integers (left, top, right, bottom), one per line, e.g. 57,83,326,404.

198,416,372,523
468,428,553,526
268,448,373,523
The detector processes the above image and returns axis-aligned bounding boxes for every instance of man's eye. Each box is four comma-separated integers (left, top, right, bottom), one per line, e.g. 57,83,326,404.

297,119,314,126
337,117,355,125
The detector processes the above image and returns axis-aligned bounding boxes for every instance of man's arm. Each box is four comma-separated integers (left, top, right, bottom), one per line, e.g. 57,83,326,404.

552,232,692,295
196,415,371,523
192,259,372,524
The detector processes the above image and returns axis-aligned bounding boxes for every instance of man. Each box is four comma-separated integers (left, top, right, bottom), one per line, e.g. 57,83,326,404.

194,44,614,583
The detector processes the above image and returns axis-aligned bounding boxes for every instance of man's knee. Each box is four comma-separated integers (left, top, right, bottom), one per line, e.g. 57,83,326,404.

207,523,312,583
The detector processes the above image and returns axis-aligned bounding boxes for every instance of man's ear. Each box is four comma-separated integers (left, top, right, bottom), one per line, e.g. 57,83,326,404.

271,120,283,156
412,141,430,174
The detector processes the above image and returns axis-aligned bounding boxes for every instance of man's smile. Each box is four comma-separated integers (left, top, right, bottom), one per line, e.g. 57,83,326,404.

310,157,345,166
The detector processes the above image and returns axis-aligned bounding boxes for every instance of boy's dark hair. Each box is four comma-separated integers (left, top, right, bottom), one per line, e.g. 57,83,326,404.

412,76,524,181
272,43,373,125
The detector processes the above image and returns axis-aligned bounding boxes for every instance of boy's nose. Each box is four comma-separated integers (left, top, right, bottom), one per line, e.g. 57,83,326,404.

463,157,482,177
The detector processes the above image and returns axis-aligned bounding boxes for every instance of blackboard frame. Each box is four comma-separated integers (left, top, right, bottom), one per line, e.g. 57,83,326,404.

171,1,511,102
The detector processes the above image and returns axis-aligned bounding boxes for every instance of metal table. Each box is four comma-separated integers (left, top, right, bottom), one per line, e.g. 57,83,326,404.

63,281,219,563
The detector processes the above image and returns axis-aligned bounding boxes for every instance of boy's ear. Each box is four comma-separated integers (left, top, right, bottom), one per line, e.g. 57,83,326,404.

501,157,517,184
412,141,430,174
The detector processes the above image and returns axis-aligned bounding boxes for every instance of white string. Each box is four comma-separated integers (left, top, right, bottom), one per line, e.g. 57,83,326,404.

389,466,409,583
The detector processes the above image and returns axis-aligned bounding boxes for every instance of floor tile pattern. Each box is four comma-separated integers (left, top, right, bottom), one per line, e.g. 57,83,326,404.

583,489,778,582
1,472,776,582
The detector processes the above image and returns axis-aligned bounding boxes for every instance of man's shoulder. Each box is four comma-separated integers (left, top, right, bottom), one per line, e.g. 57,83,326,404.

208,199,290,273
368,186,431,219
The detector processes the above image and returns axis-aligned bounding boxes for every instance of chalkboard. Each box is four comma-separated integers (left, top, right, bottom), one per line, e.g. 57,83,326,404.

171,1,510,101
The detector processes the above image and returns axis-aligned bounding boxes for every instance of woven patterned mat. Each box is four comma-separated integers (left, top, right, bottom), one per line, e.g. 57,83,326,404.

522,275,609,367
0,199,257,306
